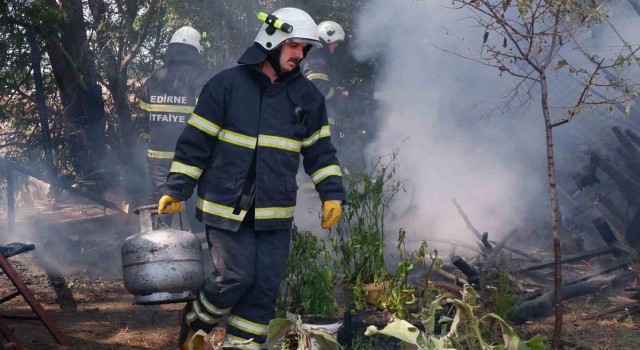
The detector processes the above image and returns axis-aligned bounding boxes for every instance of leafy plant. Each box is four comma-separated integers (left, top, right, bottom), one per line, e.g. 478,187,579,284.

282,225,339,320
364,286,546,350
329,152,405,308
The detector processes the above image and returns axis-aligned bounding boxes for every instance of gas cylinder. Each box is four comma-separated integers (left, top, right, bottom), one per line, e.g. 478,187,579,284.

121,205,204,304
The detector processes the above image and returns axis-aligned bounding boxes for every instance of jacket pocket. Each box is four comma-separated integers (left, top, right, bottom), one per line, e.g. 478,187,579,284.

291,124,308,140
202,169,238,190
285,176,298,192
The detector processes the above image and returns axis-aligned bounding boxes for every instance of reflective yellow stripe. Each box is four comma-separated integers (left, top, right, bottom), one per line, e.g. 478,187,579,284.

191,300,217,324
186,310,197,326
326,87,335,100
255,206,295,220
188,113,221,137
227,315,268,336
197,197,246,221
311,165,342,184
147,150,174,159
303,125,331,147
139,100,194,114
224,334,263,350
258,135,302,152
199,291,232,316
219,129,257,149
170,161,203,180
306,73,329,81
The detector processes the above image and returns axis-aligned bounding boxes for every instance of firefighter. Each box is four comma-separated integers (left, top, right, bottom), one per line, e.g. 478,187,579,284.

140,26,208,232
300,20,346,127
157,8,346,350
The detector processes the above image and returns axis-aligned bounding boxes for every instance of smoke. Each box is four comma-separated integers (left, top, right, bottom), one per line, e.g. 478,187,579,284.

347,1,546,249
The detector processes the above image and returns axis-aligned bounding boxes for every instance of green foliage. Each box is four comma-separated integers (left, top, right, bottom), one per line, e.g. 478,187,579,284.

331,153,404,280
282,225,339,319
364,286,546,350
486,268,519,320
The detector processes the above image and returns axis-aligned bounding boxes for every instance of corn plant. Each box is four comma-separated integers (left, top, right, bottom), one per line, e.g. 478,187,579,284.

364,286,546,350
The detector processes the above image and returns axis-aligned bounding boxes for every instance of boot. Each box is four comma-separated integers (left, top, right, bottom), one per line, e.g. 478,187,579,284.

179,307,204,350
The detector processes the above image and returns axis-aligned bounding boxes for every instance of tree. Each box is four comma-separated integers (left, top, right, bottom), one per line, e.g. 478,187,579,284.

446,1,638,348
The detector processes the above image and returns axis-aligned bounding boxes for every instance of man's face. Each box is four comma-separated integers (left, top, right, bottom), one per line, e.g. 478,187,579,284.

328,42,339,54
279,41,307,73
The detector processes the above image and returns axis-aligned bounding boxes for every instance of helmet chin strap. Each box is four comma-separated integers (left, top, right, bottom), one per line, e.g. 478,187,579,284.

266,47,283,75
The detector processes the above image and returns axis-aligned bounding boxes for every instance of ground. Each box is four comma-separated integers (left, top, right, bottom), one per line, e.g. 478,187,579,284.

0,203,639,349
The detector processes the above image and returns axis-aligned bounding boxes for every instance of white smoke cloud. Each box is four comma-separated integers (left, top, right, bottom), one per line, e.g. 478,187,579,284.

347,0,640,251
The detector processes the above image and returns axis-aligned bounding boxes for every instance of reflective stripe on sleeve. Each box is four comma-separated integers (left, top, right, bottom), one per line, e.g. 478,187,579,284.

306,73,329,81
187,113,221,137
254,206,295,220
218,129,257,149
302,125,331,147
258,135,302,152
169,161,203,180
139,101,195,114
197,197,247,221
147,150,175,159
326,87,335,100
311,165,342,184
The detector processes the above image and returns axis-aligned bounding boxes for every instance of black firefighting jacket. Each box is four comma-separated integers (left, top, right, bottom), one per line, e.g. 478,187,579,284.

300,46,337,101
139,44,209,160
164,44,346,232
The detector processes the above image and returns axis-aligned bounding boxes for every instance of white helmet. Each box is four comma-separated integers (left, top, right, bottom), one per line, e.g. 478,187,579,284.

318,21,345,44
170,26,203,54
254,8,321,51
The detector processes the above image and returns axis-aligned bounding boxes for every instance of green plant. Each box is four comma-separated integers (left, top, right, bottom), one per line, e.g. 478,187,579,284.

282,225,339,320
329,152,404,308
487,268,519,320
383,228,418,319
364,286,546,350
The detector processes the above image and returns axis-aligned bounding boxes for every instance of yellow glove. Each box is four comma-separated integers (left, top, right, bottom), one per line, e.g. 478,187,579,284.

321,200,342,229
158,195,183,214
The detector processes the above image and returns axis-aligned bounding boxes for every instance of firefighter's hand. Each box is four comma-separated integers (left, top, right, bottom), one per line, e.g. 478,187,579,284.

335,87,349,100
158,195,183,214
321,200,342,229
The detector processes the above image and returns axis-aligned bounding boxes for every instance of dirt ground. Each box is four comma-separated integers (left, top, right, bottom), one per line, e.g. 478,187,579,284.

0,204,639,349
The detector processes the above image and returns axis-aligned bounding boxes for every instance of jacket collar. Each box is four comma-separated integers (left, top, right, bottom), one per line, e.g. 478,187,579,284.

165,43,201,63
239,44,301,84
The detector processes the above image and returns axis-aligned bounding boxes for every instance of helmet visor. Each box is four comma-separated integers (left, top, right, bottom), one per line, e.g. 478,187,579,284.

287,38,322,48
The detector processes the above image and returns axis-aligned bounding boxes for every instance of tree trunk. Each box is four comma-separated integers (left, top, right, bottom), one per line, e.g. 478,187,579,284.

43,0,107,178
27,24,57,180
541,72,563,349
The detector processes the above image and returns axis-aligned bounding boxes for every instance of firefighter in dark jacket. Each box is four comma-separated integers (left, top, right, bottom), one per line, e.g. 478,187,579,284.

157,8,346,350
300,21,346,127
140,26,208,232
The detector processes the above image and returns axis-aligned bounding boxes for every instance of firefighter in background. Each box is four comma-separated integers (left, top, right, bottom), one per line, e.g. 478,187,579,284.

300,20,346,130
157,8,346,350
140,26,208,232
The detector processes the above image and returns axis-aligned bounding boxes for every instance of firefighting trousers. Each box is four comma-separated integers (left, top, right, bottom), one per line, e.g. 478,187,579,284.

183,220,291,349
147,157,204,232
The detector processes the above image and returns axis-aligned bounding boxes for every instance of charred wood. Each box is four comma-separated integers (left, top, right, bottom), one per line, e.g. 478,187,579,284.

450,255,480,286
589,151,640,206
511,280,609,324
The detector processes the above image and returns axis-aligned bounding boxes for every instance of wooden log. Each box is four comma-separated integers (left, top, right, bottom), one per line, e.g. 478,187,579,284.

516,246,615,272
511,280,608,324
